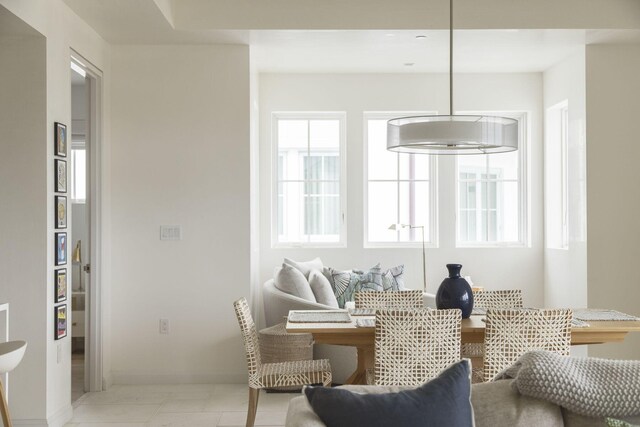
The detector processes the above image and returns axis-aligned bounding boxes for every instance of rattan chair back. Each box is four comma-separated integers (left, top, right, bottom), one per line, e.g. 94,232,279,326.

233,298,262,376
374,308,461,386
474,289,524,309
462,289,525,383
355,290,424,310
483,308,572,381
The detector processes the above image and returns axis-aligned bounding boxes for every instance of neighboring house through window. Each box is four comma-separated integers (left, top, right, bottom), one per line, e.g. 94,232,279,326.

456,112,528,246
364,113,437,246
273,113,346,246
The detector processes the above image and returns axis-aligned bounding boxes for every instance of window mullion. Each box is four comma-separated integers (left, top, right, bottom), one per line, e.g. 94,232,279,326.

306,120,311,242
396,153,400,243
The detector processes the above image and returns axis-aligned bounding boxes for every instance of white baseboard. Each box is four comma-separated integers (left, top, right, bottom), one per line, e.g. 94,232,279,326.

111,371,247,385
47,405,73,427
103,371,114,390
12,420,47,427
13,404,72,427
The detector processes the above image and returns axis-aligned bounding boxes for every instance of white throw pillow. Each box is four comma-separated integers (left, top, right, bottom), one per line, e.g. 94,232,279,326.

284,257,324,278
308,269,339,308
274,263,317,302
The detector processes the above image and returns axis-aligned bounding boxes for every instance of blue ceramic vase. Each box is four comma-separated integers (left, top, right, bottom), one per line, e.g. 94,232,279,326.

435,264,474,319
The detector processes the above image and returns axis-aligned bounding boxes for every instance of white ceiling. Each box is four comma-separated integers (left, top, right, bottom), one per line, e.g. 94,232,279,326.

63,0,247,44
61,0,640,73
0,4,42,37
71,67,85,86
251,30,586,73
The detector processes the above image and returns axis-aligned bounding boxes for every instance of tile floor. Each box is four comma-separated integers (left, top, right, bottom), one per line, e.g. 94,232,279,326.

65,384,294,426
72,353,85,403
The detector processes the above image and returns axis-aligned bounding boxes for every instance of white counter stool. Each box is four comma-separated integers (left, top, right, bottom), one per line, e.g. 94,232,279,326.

0,341,27,427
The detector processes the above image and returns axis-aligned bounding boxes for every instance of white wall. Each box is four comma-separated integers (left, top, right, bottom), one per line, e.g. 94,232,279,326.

0,32,48,421
0,0,111,423
586,44,640,360
110,44,251,383
258,73,544,308
249,49,263,323
543,51,588,310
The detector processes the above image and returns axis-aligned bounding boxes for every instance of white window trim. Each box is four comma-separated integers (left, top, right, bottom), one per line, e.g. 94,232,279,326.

545,100,570,250
455,111,529,248
559,103,569,250
271,111,347,248
363,111,439,249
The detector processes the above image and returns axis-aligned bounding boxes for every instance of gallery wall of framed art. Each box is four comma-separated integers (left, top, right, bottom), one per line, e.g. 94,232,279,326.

53,122,68,341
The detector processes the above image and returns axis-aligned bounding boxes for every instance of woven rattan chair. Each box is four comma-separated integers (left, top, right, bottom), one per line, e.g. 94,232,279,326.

483,308,572,382
355,290,424,310
474,289,523,311
463,289,524,382
233,298,332,427
374,309,461,386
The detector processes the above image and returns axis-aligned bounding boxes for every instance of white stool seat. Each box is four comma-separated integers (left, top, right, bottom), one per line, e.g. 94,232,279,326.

0,341,27,374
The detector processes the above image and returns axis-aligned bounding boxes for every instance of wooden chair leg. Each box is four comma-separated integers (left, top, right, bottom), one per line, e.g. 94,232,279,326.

246,387,260,427
0,379,12,427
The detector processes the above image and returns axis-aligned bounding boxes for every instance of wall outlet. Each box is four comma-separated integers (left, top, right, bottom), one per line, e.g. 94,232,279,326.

57,344,62,363
160,225,182,241
159,318,169,334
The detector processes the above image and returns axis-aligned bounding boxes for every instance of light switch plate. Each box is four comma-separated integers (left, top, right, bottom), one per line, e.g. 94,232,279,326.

160,225,182,241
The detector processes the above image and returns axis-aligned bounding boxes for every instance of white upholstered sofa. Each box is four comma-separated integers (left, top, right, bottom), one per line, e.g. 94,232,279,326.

286,380,640,427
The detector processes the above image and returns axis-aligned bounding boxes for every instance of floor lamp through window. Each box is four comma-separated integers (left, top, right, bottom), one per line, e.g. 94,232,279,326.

388,224,427,293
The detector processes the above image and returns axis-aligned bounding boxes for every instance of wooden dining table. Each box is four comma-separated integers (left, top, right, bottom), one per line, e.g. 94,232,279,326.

286,312,640,385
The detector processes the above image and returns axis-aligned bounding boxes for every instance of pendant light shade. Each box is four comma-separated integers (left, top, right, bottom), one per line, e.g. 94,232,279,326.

387,0,519,155
387,115,518,155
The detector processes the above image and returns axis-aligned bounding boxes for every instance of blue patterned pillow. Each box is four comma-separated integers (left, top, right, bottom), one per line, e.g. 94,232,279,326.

330,265,383,308
305,360,473,427
382,264,405,291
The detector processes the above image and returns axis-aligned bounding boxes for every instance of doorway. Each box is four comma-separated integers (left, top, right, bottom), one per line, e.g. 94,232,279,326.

69,52,103,401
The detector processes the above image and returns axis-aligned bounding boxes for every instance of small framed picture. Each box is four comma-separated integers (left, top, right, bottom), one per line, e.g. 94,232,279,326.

55,269,67,303
55,304,67,340
55,196,67,229
54,122,67,157
55,159,67,193
55,232,67,266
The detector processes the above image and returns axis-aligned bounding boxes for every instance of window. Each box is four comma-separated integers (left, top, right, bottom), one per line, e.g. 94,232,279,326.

364,113,437,246
273,113,345,246
456,112,527,246
70,145,86,203
545,101,569,249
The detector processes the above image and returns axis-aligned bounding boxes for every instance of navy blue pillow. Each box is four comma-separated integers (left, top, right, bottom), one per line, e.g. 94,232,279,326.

304,360,473,427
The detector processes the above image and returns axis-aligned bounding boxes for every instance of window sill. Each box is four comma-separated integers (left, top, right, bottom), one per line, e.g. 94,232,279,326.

364,242,438,249
271,243,347,250
455,242,528,249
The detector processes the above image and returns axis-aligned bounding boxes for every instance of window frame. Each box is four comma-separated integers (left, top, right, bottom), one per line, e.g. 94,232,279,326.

455,111,529,248
545,101,570,250
363,111,439,249
70,140,87,204
271,111,347,248
560,104,569,249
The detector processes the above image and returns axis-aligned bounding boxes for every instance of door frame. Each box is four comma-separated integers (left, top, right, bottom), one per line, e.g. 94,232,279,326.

70,49,104,392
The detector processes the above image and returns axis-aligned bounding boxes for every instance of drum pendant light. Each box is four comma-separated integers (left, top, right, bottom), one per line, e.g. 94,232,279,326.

387,0,518,155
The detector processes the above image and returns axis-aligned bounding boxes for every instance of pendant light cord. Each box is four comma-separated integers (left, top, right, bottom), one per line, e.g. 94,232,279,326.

449,0,453,116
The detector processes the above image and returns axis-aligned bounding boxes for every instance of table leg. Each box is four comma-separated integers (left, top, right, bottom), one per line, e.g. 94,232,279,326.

344,346,373,385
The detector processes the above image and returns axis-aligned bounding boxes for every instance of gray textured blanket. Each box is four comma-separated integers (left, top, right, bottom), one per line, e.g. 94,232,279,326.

496,351,640,418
